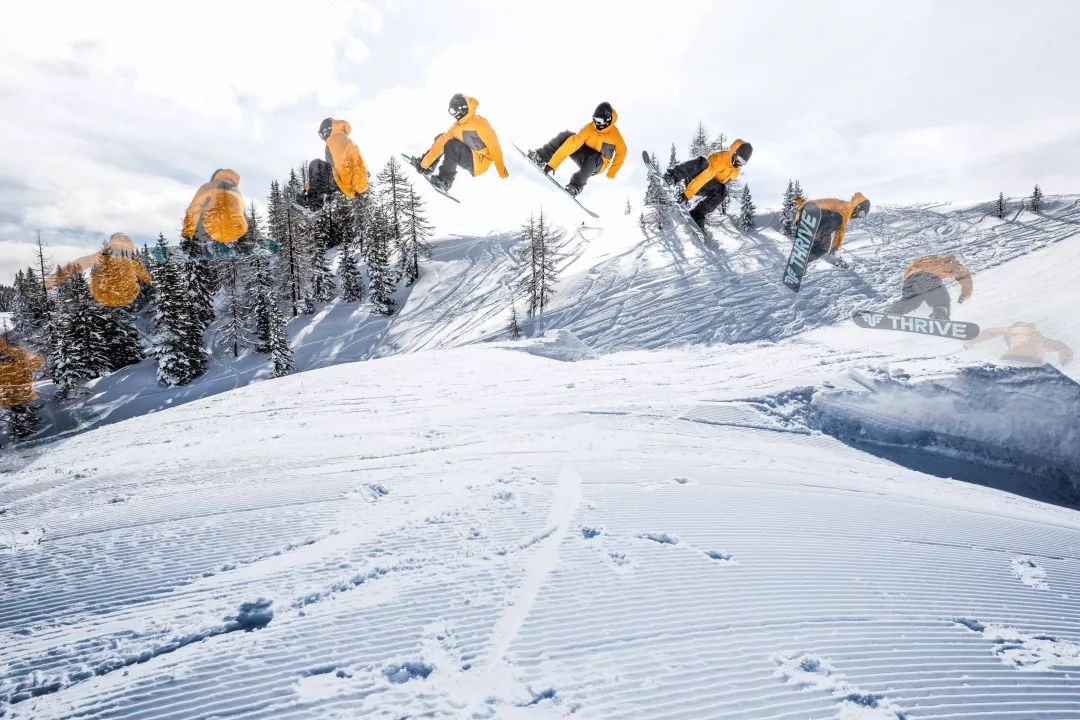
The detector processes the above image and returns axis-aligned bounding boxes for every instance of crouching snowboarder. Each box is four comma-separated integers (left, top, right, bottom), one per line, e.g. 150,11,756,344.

795,193,870,266
298,118,369,212
887,254,972,321
415,94,509,192
665,139,753,230
527,102,627,197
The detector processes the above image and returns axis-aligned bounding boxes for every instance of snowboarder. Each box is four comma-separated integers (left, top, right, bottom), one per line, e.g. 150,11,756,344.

792,192,870,267
886,254,972,321
182,169,249,245
664,139,753,230
45,233,151,308
0,339,43,409
298,118,369,212
527,102,627,197
964,322,1072,365
415,94,509,192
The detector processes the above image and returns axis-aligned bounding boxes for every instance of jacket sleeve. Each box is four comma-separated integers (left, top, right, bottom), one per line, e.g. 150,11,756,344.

964,326,1003,346
606,131,627,179
350,143,369,194
420,129,452,170
1046,339,1073,364
480,119,508,177
182,186,208,239
683,161,714,200
951,262,974,300
548,129,586,171
831,217,849,251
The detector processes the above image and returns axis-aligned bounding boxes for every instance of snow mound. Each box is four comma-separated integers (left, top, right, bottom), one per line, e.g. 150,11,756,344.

954,618,1080,671
507,329,595,362
811,364,1080,491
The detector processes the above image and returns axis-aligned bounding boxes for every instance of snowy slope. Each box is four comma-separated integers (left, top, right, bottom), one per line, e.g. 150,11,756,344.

3,335,1080,719
26,196,1080,444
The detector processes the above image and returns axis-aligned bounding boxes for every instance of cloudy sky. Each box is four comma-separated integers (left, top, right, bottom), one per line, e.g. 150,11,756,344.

2,0,1078,282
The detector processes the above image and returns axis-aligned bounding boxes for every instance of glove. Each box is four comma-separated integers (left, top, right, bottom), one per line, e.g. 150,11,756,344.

543,164,555,175
676,194,689,206
499,169,510,179
957,295,967,304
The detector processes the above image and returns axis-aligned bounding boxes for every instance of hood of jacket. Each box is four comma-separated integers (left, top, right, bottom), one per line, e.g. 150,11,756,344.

330,119,352,136
210,168,241,187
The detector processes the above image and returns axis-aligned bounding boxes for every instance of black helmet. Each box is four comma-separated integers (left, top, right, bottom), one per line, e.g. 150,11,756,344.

448,93,469,120
592,101,613,130
732,142,753,167
318,117,334,140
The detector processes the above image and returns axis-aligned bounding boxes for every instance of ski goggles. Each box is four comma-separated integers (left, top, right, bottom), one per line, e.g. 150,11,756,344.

593,116,612,130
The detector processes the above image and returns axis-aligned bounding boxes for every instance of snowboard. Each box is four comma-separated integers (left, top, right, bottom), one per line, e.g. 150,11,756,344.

641,150,706,244
781,203,824,292
851,309,980,341
401,154,461,203
512,142,599,219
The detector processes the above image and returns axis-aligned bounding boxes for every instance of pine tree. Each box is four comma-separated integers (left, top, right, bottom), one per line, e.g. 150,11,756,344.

338,234,365,302
51,269,110,397
272,172,308,317
101,308,144,371
710,133,727,153
643,151,671,232
366,205,397,315
6,402,41,441
508,304,522,340
247,256,274,353
377,157,412,255
667,143,678,171
178,235,215,331
267,301,294,378
218,256,252,358
779,180,798,237
1030,184,1044,212
737,185,757,231
399,188,433,284
307,231,336,305
624,198,632,215
516,210,561,317
996,192,1008,219
150,234,205,386
688,122,710,159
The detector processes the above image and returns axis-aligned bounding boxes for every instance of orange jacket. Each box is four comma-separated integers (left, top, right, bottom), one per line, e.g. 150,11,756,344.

684,139,749,200
904,254,973,301
182,169,248,243
548,109,628,179
46,234,150,309
0,339,44,408
325,119,369,197
966,323,1071,364
420,96,508,178
796,192,869,251
90,234,152,308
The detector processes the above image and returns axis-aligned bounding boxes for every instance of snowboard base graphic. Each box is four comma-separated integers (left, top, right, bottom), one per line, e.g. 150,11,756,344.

513,142,599,218
851,309,980,341
782,203,822,292
401,154,461,203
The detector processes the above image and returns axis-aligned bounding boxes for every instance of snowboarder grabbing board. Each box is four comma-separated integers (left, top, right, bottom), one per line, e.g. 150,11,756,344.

525,102,627,199
782,192,869,292
413,93,509,194
665,139,753,234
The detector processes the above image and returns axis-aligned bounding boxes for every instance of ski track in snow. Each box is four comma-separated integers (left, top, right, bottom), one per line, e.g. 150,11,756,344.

3,339,1080,719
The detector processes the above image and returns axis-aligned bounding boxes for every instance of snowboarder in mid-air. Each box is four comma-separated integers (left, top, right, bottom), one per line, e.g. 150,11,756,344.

664,139,753,230
792,192,870,269
886,254,972,321
415,94,509,192
297,118,369,212
527,102,627,197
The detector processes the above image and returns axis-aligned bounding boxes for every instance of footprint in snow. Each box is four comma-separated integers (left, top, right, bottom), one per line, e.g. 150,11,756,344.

954,618,1080,671
1009,556,1049,590
637,532,679,545
773,652,908,719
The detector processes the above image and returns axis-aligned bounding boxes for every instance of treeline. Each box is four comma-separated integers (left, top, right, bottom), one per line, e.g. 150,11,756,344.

3,157,434,441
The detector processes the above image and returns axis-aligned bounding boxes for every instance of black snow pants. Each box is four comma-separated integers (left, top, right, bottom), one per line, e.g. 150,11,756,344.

436,137,475,186
536,131,604,191
806,207,844,263
887,272,951,319
668,157,728,224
